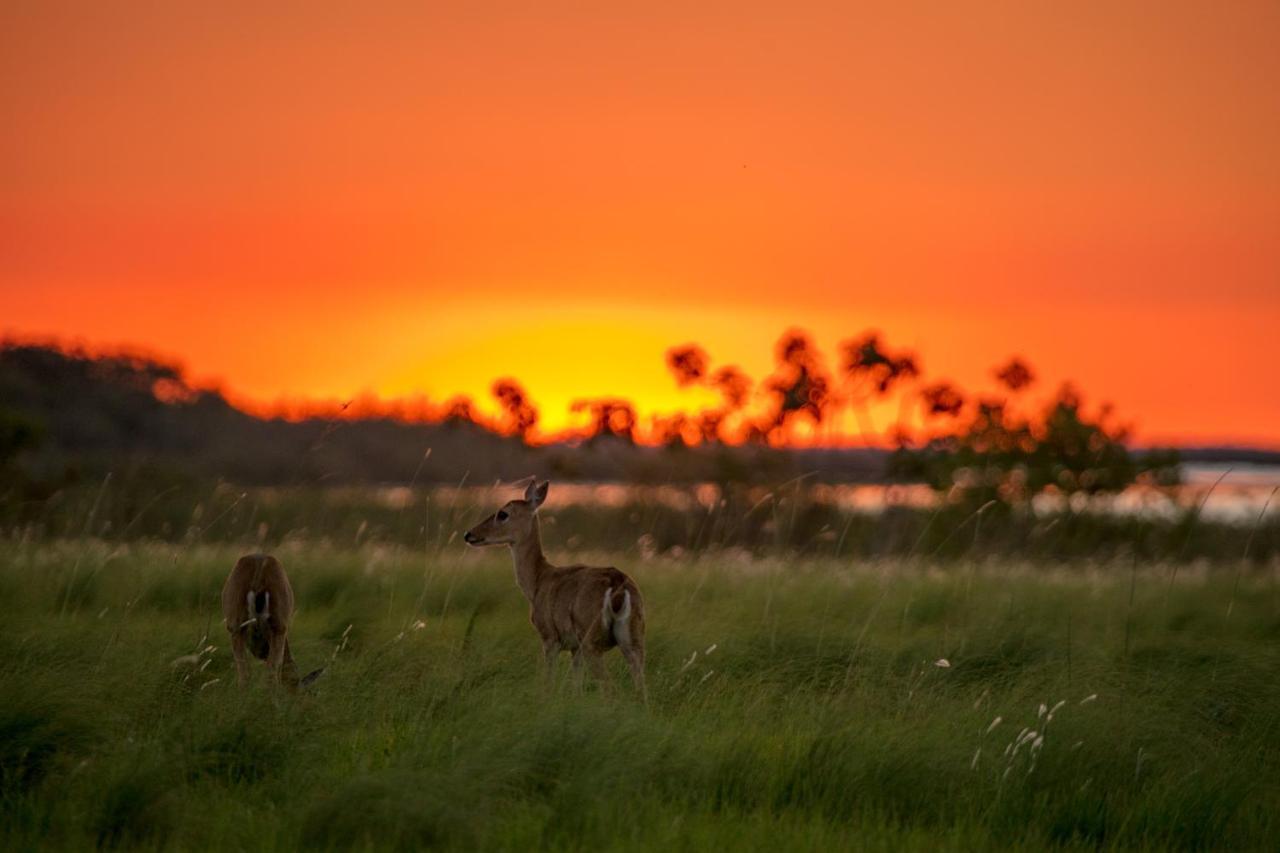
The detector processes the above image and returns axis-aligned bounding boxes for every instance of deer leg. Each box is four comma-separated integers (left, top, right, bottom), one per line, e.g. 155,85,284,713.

585,652,610,695
621,642,648,705
279,638,301,691
266,629,288,687
541,638,561,689
230,630,250,687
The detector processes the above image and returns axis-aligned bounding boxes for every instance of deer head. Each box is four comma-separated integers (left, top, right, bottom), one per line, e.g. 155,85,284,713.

464,480,549,546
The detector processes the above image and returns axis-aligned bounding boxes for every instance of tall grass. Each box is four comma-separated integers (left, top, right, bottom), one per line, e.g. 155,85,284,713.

4,479,1277,564
2,537,1278,850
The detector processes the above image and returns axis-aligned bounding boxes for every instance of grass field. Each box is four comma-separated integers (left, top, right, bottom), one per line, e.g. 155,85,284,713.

2,539,1278,850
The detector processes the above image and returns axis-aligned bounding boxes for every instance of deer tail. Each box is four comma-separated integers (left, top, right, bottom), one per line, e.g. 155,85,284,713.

601,587,632,647
239,555,274,626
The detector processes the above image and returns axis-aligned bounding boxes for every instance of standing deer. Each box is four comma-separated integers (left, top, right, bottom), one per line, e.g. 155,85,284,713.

464,480,647,699
221,553,323,690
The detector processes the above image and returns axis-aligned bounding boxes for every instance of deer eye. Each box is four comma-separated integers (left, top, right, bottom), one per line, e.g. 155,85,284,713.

496,510,509,522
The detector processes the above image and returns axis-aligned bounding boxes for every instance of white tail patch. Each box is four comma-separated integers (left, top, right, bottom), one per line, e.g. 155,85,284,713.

602,587,632,648
244,590,270,627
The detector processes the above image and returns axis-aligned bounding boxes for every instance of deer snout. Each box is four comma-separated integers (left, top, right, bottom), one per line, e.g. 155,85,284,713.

464,530,482,545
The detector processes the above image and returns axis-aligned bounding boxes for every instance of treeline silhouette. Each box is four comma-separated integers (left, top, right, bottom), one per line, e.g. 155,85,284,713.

3,338,1277,561
0,341,886,496
0,330,1201,504
659,331,1186,506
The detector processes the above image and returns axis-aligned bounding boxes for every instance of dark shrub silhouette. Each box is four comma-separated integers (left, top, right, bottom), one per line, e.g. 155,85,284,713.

570,398,637,444
892,372,1178,505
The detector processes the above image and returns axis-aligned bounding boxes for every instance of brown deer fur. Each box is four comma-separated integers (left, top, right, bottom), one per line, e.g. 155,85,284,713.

465,480,647,698
221,554,321,689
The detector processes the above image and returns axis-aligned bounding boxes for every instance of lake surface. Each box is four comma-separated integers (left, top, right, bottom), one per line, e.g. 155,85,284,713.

819,464,1280,522
386,463,1280,524
1161,463,1280,521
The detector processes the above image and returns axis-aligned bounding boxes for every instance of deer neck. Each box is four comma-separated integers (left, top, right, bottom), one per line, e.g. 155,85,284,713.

509,522,549,602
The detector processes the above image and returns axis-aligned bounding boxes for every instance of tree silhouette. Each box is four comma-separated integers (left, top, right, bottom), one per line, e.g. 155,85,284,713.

919,382,965,419
994,357,1035,393
570,398,637,444
709,366,752,411
665,345,709,387
651,412,695,448
891,366,1176,506
763,329,830,441
491,378,538,439
440,395,477,425
839,332,920,440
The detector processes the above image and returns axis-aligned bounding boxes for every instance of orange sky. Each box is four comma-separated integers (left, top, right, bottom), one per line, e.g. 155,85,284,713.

3,2,1278,446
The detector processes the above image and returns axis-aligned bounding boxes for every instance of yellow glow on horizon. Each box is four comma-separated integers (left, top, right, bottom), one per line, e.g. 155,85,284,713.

373,301,737,433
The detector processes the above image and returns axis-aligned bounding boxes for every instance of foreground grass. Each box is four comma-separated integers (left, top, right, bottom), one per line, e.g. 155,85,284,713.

2,540,1278,851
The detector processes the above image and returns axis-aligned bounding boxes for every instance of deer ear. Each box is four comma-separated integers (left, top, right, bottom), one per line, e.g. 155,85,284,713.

527,479,549,508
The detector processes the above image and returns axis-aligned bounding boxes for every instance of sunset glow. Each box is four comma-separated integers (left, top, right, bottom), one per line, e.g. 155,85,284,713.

4,3,1278,446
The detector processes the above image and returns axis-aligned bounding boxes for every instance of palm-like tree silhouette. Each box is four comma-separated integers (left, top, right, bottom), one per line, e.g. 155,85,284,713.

839,332,920,443
491,378,538,440
763,330,830,443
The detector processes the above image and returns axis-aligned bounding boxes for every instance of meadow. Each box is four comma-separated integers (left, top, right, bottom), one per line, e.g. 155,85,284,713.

2,530,1278,851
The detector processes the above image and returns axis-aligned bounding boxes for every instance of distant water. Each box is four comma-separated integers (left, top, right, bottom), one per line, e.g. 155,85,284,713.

1181,462,1280,488
820,465,1280,522
381,464,1280,524
1169,463,1280,522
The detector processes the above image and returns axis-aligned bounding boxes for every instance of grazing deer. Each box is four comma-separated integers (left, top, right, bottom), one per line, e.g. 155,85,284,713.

221,554,323,690
464,480,647,699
